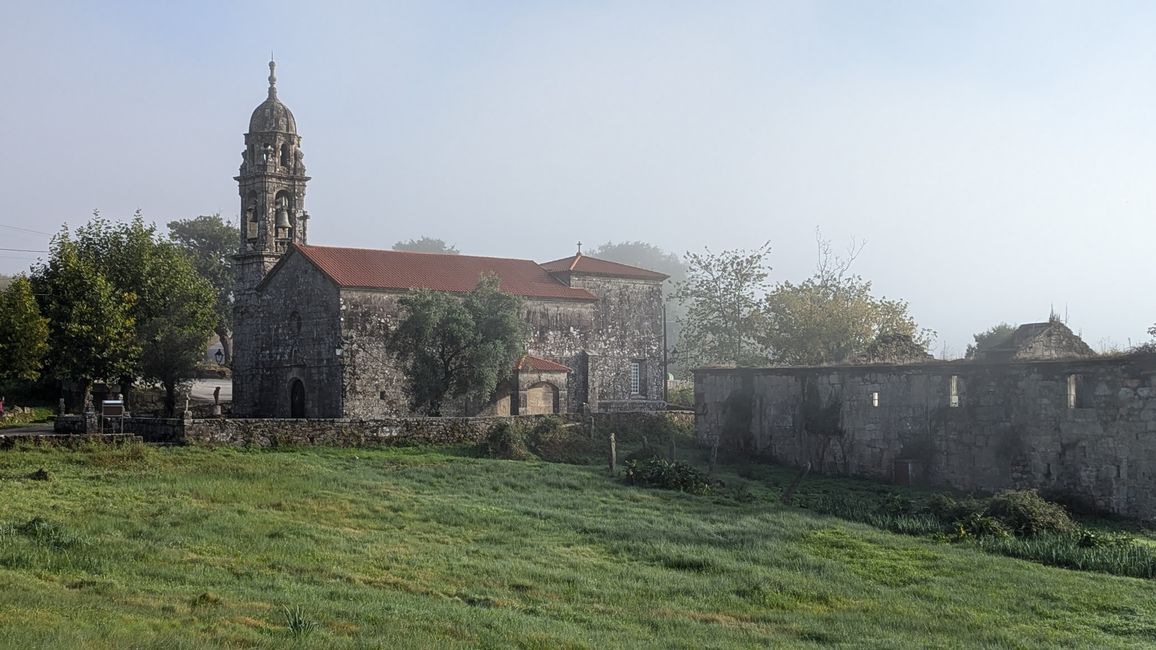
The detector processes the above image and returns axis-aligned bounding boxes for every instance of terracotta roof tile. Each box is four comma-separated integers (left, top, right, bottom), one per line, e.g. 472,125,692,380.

514,355,572,373
539,254,668,280
292,245,598,301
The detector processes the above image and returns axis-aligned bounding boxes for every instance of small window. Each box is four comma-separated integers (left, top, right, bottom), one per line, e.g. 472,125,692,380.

871,392,879,408
949,375,960,408
630,360,644,396
1067,374,1079,409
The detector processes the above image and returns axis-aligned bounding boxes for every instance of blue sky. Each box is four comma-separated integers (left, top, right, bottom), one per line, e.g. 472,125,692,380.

1,1,1153,355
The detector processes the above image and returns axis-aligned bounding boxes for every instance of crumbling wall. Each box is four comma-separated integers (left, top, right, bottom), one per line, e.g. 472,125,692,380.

695,354,1156,520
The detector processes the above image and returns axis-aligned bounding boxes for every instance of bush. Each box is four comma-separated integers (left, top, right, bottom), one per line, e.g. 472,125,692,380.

527,417,599,464
958,513,1010,539
624,458,712,495
482,421,534,460
984,490,1076,537
926,494,986,524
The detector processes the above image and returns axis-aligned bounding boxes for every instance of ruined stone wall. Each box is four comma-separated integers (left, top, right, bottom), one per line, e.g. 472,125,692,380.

566,275,665,410
695,354,1156,520
233,252,343,417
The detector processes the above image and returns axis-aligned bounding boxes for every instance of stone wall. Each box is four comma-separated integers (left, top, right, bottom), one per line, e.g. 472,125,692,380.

695,354,1156,520
568,275,665,407
233,251,343,418
114,411,691,448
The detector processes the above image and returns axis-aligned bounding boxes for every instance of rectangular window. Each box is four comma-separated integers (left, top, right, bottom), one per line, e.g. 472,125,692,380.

630,360,644,396
871,392,879,408
1067,374,1079,409
949,375,960,408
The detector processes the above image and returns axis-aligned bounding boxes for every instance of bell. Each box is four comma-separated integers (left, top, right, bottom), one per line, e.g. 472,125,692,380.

275,208,291,229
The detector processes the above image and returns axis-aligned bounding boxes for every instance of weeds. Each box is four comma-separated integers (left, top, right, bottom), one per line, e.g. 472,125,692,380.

623,458,712,495
282,604,318,638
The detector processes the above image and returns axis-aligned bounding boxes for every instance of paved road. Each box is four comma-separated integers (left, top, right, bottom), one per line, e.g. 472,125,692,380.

190,379,232,404
0,423,53,435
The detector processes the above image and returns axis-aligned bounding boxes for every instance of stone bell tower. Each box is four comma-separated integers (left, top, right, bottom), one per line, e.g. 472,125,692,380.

232,60,310,416
234,59,310,298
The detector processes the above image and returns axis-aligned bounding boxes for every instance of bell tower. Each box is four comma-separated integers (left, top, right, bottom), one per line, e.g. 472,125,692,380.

232,60,310,416
234,59,310,298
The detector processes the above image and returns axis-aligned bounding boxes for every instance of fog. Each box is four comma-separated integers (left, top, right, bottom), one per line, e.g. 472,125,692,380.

1,1,1152,354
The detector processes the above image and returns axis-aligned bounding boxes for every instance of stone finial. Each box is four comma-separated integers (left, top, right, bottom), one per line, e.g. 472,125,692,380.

576,241,582,255
268,59,277,99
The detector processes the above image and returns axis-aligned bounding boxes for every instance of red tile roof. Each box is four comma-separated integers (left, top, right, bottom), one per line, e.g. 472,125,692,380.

290,245,597,301
514,355,572,373
539,254,669,280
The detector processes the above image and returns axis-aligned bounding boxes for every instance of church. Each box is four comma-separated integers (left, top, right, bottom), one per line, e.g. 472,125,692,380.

231,62,669,418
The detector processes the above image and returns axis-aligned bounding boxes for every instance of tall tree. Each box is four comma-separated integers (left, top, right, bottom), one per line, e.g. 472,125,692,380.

167,214,237,364
965,323,1017,359
32,239,138,407
387,274,525,415
393,237,460,254
760,234,933,365
0,276,50,383
58,213,216,415
672,242,772,367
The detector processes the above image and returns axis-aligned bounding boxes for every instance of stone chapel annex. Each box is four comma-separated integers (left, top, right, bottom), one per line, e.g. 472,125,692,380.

231,62,668,419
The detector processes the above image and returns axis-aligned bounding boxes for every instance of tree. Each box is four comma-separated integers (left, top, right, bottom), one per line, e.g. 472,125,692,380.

0,276,49,382
760,234,932,366
167,214,238,364
32,239,138,407
858,332,934,364
966,323,1017,359
387,274,525,415
672,242,772,367
39,213,216,415
393,237,460,254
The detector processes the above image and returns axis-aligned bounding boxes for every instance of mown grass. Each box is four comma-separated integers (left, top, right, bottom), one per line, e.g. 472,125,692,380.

0,442,1155,648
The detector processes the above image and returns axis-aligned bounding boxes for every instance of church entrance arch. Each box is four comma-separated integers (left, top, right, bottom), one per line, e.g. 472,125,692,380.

524,382,559,415
289,379,306,418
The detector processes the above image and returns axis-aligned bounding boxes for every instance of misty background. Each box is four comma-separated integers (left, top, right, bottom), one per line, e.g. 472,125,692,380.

0,1,1152,356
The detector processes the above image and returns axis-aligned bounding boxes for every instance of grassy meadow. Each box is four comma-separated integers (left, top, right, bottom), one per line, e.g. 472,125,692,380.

1,441,1155,648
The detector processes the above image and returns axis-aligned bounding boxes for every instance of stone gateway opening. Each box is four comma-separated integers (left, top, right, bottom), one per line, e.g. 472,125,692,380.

289,379,305,418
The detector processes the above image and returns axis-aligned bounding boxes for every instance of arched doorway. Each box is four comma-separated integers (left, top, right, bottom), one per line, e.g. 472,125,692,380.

289,379,306,418
524,382,559,415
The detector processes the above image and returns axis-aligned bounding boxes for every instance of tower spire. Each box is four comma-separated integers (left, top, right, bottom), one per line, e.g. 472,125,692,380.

267,58,277,99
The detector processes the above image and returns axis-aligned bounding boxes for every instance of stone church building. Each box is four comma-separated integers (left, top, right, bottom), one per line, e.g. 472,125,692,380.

232,63,668,418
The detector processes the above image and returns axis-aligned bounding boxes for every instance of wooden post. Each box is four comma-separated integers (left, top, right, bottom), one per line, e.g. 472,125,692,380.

709,436,719,476
608,432,617,476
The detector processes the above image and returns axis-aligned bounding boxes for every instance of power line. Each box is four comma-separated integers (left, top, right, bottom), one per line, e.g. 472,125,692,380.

0,224,53,236
0,247,47,253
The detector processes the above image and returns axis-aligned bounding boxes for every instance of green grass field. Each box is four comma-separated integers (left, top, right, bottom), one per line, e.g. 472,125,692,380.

1,442,1155,649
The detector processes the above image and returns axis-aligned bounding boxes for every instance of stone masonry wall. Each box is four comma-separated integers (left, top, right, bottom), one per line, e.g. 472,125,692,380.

118,411,692,447
566,275,665,409
695,354,1156,520
234,252,343,417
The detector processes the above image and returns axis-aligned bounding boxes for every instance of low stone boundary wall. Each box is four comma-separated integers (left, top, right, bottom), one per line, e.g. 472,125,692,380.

98,410,693,448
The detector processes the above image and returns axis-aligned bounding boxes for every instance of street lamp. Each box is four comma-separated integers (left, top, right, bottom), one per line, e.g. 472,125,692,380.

214,349,225,365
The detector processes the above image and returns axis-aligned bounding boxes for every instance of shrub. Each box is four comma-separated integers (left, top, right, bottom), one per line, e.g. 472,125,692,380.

926,494,986,524
482,421,534,460
526,418,599,464
623,458,712,495
984,490,1076,537
958,513,1010,539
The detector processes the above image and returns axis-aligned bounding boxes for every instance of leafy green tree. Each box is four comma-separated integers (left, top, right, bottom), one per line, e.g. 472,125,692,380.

760,235,932,365
858,332,934,364
966,323,1017,359
388,274,525,415
393,236,460,254
0,276,50,382
32,239,138,408
672,242,772,367
167,214,237,364
48,213,216,415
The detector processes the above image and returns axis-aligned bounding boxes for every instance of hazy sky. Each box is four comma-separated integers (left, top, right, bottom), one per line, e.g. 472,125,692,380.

1,1,1153,355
